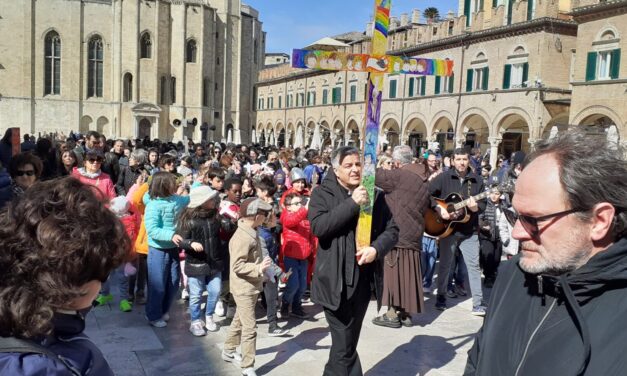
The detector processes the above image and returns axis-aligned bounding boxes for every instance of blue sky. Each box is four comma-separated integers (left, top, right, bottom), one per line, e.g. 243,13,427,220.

245,0,459,54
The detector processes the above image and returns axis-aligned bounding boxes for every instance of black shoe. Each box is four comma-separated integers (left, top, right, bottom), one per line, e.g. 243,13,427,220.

446,289,458,299
399,314,413,327
455,284,468,297
372,314,402,328
435,295,447,311
268,324,290,337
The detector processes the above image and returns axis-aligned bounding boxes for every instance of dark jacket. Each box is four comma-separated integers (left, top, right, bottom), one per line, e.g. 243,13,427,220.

308,168,399,311
466,237,627,376
116,165,144,196
102,152,120,184
375,163,430,251
0,169,12,209
429,167,486,235
179,215,233,277
0,311,114,375
478,200,500,242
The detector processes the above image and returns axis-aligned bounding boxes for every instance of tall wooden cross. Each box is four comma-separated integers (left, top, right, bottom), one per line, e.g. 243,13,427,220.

292,0,454,248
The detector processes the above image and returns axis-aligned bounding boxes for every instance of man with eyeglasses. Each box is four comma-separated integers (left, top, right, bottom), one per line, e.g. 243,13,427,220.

466,129,627,376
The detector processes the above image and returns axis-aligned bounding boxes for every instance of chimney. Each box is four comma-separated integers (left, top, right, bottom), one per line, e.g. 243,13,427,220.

447,10,455,20
400,13,409,26
366,20,374,36
411,8,421,23
390,16,399,29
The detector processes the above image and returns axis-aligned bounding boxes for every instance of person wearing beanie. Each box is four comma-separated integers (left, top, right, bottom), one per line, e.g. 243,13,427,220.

176,186,234,336
96,196,140,312
223,198,273,376
279,167,310,210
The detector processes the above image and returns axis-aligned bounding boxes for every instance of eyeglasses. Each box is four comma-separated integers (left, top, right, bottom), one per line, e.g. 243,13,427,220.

504,207,583,238
86,158,103,164
288,201,303,207
15,170,35,177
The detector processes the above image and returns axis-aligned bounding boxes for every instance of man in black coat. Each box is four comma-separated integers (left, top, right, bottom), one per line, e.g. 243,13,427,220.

465,130,627,375
308,146,399,376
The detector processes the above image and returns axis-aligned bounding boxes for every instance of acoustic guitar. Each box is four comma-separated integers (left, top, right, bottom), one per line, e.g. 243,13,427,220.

424,182,512,239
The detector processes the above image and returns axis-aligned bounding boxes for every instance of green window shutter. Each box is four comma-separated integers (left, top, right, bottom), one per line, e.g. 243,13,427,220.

448,75,455,93
522,62,529,87
350,85,356,102
408,78,415,97
610,49,621,79
464,0,471,27
586,52,597,81
466,69,474,92
527,0,534,21
482,67,490,91
503,64,512,89
492,0,497,7
434,76,441,95
279,96,282,108
322,89,328,104
313,93,316,105
389,80,397,99
420,76,426,95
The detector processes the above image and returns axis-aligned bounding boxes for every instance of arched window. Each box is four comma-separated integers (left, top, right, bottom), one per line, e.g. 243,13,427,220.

186,39,197,63
467,52,489,92
586,29,621,81
44,31,61,95
140,32,152,59
503,46,529,89
123,73,133,102
88,36,104,98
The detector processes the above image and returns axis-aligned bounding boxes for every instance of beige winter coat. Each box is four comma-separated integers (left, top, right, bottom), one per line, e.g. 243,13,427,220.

228,220,264,296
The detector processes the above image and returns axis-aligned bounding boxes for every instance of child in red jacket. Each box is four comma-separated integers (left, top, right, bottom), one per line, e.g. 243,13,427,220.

279,192,315,319
95,196,139,312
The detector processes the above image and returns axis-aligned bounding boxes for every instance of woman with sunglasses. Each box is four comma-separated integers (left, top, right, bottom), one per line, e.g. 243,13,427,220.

71,150,116,202
9,152,44,200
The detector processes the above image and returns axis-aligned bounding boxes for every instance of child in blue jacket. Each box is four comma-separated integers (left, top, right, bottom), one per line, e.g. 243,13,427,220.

143,171,190,327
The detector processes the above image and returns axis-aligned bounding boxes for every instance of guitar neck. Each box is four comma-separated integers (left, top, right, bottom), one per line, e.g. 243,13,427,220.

452,190,490,211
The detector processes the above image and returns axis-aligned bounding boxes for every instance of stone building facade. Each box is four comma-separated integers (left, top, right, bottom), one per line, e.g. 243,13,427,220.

0,0,265,143
254,0,626,167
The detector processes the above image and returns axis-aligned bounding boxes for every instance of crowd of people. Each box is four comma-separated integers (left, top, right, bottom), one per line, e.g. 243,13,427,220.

0,127,625,376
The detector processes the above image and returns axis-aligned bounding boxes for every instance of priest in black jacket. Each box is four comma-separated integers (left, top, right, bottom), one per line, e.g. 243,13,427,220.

308,146,399,376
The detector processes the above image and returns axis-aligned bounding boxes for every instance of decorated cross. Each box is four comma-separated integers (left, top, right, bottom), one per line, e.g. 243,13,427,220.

292,0,454,248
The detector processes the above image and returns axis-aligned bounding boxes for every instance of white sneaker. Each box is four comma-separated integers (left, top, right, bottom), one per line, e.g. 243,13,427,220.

205,315,218,332
215,301,226,317
222,349,242,364
149,319,167,328
189,320,206,336
182,289,190,300
162,313,170,322
241,367,257,376
226,305,236,319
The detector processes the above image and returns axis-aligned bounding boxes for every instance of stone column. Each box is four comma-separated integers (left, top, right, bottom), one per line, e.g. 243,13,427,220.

488,136,502,168
527,137,540,152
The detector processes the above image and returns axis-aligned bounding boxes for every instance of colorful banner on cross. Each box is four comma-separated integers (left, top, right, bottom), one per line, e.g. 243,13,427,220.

292,49,454,77
291,0,454,249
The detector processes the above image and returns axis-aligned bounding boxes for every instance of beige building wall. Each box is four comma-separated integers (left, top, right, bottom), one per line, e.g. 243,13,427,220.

0,0,263,143
569,2,627,150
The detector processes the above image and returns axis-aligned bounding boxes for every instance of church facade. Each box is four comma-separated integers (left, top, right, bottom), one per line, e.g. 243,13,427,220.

0,0,264,143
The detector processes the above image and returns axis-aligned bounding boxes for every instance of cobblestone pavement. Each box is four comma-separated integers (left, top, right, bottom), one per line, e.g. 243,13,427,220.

86,286,486,376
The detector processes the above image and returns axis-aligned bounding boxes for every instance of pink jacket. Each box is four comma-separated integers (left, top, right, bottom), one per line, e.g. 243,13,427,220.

71,167,116,202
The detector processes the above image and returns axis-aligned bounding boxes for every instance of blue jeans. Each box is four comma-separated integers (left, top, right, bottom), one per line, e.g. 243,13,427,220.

188,273,222,321
101,265,130,300
282,257,308,311
421,236,438,288
437,233,483,307
146,247,180,321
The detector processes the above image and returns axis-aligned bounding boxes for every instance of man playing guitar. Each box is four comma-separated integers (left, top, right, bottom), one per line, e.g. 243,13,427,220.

429,148,487,316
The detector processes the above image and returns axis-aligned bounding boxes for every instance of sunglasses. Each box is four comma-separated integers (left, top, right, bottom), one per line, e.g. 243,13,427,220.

86,158,103,164
504,207,583,238
15,170,35,177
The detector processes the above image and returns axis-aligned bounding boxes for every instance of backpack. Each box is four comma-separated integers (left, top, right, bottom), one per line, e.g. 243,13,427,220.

0,336,80,376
